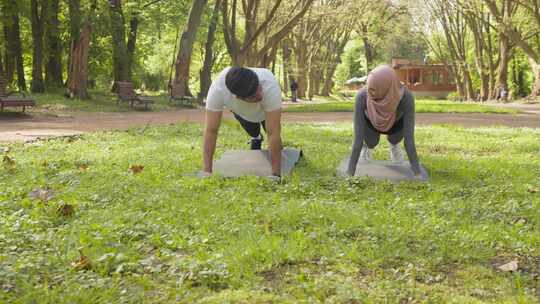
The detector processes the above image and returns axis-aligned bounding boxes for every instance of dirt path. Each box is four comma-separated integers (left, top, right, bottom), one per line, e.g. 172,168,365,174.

1,108,539,143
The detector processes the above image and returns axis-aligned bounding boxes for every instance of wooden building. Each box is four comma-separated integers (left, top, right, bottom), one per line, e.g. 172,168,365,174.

392,59,456,98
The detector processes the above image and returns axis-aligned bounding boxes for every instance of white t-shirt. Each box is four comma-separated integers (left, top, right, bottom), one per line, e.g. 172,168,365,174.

206,67,282,122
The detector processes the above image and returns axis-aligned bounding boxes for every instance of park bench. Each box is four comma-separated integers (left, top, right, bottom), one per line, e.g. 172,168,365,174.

115,81,154,109
169,82,196,106
0,78,36,113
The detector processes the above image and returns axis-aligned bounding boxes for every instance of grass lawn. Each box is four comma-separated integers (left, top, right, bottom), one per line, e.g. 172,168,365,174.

19,90,196,113
1,123,539,303
284,99,519,114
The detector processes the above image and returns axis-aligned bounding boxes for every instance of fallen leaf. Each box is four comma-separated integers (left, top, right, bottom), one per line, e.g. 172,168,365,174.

77,164,89,171
3,155,15,167
528,187,539,194
72,249,92,271
29,188,54,203
57,203,75,217
130,165,144,174
498,260,518,272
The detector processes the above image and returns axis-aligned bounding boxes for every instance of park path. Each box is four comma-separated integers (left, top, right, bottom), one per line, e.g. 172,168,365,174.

0,107,539,143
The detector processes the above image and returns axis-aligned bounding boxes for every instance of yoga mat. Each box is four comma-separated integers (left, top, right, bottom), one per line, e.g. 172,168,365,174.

213,148,303,177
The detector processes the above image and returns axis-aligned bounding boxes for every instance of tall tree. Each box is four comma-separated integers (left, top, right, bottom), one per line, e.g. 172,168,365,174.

2,0,26,90
45,0,63,88
424,0,475,100
221,0,314,66
108,0,130,87
173,0,208,98
352,1,406,74
484,0,540,97
199,0,221,102
30,0,48,93
67,0,96,99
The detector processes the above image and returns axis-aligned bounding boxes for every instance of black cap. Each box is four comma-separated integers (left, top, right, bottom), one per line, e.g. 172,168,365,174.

225,67,259,98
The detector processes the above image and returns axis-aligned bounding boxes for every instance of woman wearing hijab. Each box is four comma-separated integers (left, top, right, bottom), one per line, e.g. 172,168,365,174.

347,65,422,176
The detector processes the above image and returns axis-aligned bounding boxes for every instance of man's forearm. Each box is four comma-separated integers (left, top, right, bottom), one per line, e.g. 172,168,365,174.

268,134,282,175
203,131,218,173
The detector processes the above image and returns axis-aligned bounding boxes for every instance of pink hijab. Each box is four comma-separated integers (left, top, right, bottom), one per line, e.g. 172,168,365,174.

366,65,404,132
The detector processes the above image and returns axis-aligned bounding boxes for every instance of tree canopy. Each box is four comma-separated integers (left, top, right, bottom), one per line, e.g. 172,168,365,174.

1,0,539,100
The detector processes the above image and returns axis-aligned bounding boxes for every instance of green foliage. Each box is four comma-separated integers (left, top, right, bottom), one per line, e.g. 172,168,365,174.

1,123,539,302
334,40,365,88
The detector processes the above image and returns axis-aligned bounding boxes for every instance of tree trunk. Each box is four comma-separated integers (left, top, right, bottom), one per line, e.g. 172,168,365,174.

462,64,475,100
67,0,95,99
281,40,292,95
2,0,27,91
295,42,307,99
2,10,14,83
307,66,317,100
126,13,138,80
199,0,220,102
108,0,130,87
495,34,511,99
321,65,337,96
173,0,208,98
531,59,540,97
362,36,374,75
67,22,91,99
45,0,63,88
31,0,47,93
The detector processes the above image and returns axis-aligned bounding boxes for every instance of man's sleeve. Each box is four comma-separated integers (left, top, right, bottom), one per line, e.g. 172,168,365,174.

206,82,225,112
263,83,282,112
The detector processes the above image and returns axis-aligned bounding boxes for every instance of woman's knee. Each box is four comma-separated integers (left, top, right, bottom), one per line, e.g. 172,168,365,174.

387,134,403,145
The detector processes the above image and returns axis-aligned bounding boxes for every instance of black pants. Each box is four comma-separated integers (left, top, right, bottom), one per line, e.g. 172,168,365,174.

233,113,266,138
364,114,404,148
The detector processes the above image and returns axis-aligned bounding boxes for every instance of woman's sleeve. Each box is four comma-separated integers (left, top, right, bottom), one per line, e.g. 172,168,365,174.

402,92,421,173
347,91,367,175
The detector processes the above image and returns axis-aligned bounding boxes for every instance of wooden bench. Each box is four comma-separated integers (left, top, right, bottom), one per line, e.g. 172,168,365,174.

169,82,196,106
116,81,154,109
0,79,36,112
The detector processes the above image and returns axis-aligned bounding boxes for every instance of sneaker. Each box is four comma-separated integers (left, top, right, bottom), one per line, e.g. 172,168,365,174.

390,144,404,163
359,146,373,162
249,135,263,150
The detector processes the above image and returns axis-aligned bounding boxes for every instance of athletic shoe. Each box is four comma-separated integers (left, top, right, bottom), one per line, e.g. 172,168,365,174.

359,146,373,162
390,143,405,163
249,135,263,150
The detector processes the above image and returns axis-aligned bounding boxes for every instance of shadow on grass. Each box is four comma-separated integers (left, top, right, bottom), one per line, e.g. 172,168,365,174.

0,111,34,120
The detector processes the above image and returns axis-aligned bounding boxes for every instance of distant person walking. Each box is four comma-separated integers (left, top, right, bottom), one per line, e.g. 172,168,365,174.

290,79,298,103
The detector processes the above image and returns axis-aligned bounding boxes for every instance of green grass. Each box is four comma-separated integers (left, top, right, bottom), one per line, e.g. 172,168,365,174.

13,89,196,113
1,123,540,303
285,99,519,114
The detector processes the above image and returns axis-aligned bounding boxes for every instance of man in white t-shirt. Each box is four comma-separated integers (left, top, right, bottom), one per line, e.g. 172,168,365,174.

202,66,283,178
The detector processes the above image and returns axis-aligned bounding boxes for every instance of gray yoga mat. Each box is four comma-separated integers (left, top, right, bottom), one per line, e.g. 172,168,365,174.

337,156,429,182
213,149,303,177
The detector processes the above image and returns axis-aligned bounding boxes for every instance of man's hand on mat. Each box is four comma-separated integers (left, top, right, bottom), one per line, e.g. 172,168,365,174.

197,171,212,178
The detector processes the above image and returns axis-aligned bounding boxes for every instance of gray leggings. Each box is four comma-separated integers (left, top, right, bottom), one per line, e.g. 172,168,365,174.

364,117,404,148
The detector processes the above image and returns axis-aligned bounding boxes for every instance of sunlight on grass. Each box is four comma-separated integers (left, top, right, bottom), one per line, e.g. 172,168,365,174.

285,98,518,114
1,123,539,302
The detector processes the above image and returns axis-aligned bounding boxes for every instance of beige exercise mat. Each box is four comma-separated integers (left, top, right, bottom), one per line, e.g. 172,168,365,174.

213,149,303,177
337,157,429,182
